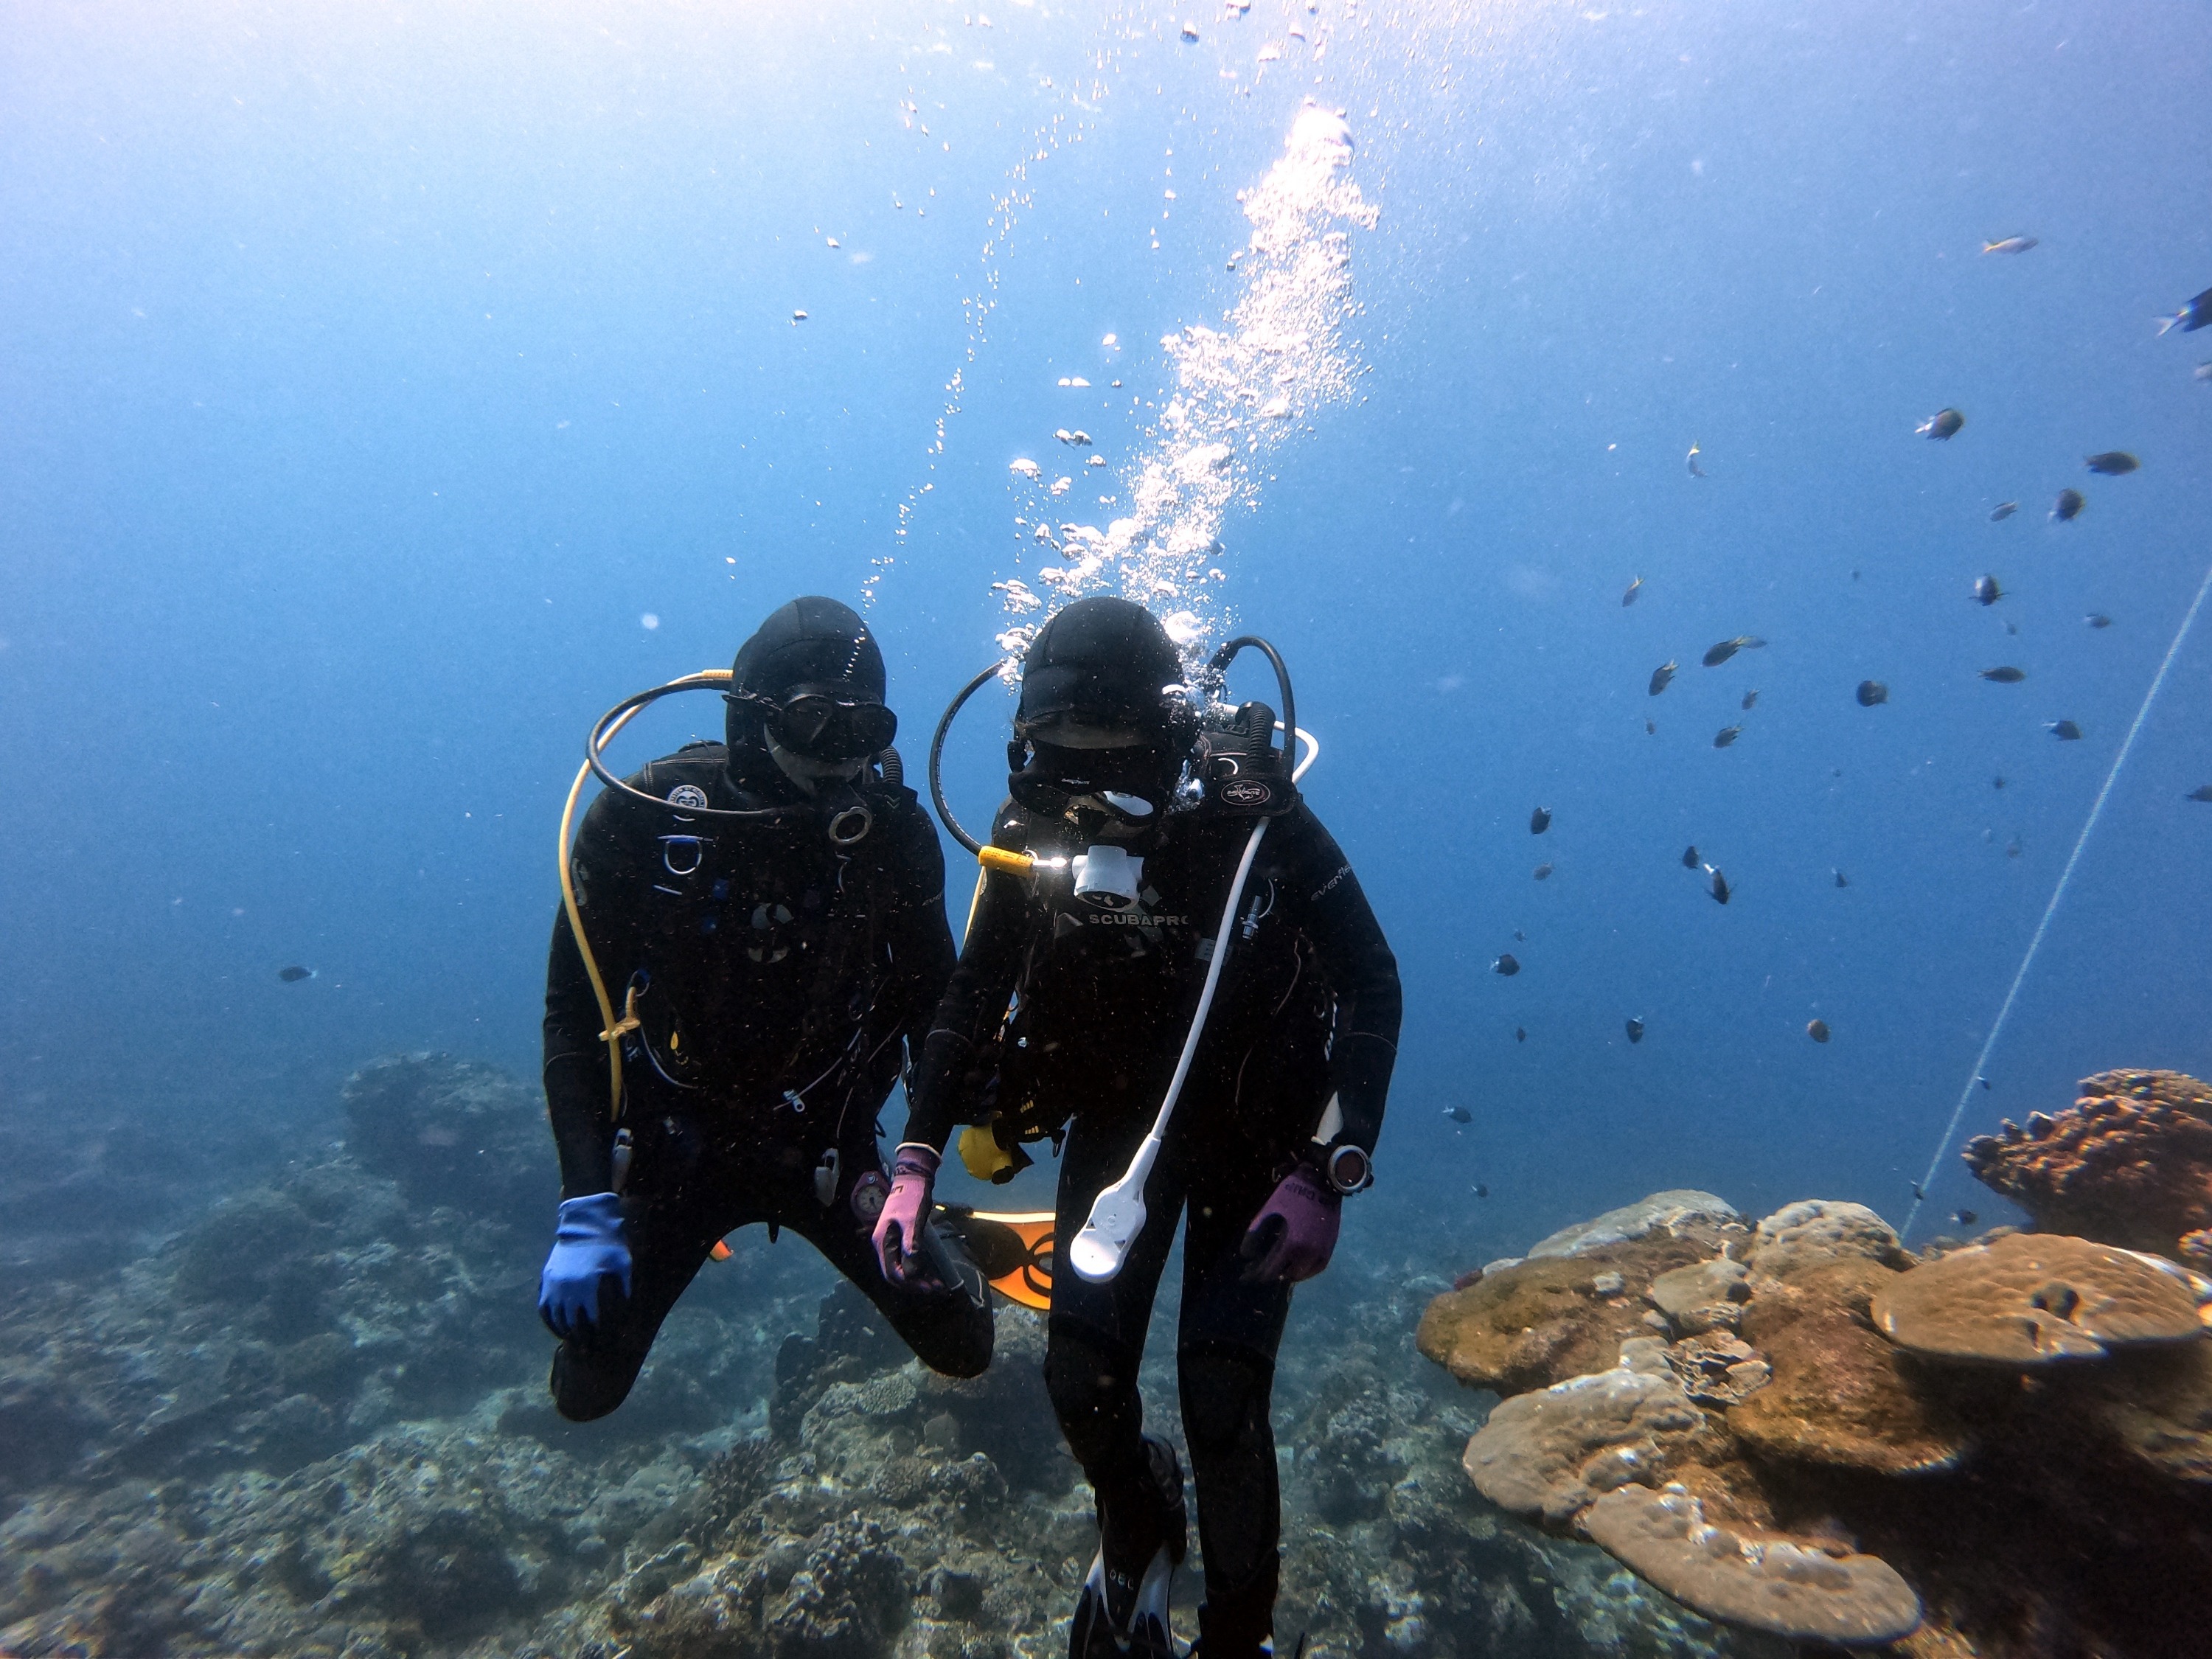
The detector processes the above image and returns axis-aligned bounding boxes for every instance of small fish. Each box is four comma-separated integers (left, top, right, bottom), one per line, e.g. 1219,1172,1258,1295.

2005,621,2019,636
1916,407,1965,440
1644,719,1657,735
1707,865,1731,905
2154,286,2212,336
1992,776,2006,790
1910,1183,1926,1203
1180,19,1200,40
2197,362,2212,382
1625,1017,1646,1044
1622,576,1644,607
1951,1208,1979,1227
1981,235,2038,255
1442,1106,1472,1124
1492,953,1520,977
2188,786,2212,803
277,965,316,983
1856,679,1889,706
2006,835,2023,858
1714,725,1742,748
1980,666,2026,684
2048,720,2082,740
1989,501,2018,521
2052,488,2084,522
1473,1184,1491,1198
1514,1028,1526,1043
1702,636,1764,667
1530,805,1552,835
1806,1018,1831,1043
1979,1077,1992,1091
790,309,808,323
1833,869,1848,888
1649,660,1678,696
1533,863,1554,880
1514,931,1526,942
2087,613,2112,629
2087,451,2140,476
1682,845,1700,869
1741,689,1759,711
1687,441,1707,478
1973,574,2003,606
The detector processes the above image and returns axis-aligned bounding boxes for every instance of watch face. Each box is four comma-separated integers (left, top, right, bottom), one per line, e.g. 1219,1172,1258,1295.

1326,1144,1371,1194
849,1171,889,1222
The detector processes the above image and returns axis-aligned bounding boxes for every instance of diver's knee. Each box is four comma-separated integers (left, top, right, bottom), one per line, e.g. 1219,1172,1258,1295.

1178,1343,1272,1453
549,1346,637,1422
919,1302,995,1379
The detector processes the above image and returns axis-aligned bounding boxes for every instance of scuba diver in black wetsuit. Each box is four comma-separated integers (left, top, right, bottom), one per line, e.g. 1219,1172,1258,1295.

872,597,1400,1659
538,596,992,1422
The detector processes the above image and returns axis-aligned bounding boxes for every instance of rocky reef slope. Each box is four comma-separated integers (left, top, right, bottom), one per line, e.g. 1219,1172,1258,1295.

3,1055,1778,1659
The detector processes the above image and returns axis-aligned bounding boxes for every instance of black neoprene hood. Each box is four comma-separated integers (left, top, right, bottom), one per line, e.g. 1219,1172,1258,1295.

727,597,887,751
1017,597,1183,735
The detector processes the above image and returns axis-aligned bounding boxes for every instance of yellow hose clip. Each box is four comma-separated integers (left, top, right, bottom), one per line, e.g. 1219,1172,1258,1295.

978,845,1034,877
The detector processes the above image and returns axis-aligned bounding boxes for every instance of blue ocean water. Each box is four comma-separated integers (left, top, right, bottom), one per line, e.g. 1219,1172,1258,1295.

11,10,2212,1659
5,0,2211,1278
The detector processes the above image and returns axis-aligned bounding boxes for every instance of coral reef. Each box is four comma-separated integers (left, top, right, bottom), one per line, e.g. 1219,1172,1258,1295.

1424,1187,2212,1657
1963,1068,2212,1256
1581,1485,1921,1647
1872,1233,2205,1364
1,1055,1789,1659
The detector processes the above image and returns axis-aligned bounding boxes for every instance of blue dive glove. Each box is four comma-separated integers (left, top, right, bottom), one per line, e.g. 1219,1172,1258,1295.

538,1192,632,1339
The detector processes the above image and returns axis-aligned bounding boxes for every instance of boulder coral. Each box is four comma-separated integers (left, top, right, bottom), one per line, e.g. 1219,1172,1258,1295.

1731,1259,1969,1475
1963,1068,2212,1255
1425,1186,2212,1659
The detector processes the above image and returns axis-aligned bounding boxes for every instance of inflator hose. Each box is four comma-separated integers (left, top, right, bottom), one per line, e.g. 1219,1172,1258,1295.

928,663,1008,857
562,667,829,1121
1065,723,1320,1283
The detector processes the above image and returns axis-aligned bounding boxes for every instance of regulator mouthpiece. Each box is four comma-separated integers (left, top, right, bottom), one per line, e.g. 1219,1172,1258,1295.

1072,844,1144,911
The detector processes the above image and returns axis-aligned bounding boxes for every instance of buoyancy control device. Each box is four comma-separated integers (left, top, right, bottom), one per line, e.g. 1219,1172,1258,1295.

925,636,1318,1277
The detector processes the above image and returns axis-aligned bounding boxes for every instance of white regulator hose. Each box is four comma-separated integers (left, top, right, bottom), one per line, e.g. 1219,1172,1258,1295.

1065,726,1317,1284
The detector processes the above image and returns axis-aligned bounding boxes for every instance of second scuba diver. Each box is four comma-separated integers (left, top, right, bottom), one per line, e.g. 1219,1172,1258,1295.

538,596,992,1421
874,597,1401,1659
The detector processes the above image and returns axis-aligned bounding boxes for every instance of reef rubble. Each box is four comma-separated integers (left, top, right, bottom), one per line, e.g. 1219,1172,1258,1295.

2,1054,1785,1659
1422,1186,2212,1656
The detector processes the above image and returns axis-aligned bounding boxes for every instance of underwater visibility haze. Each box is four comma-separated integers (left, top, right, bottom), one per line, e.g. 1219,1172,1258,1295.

4,1,2212,1655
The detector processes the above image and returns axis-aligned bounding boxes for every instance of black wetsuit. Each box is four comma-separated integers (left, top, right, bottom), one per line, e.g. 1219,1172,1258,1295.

902,796,1399,1646
543,740,991,1420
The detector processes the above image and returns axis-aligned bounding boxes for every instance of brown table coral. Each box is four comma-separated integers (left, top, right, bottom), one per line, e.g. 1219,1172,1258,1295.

1425,1189,2212,1659
1871,1234,2203,1365
1416,1234,1721,1395
1582,1484,1922,1646
1963,1069,2212,1255
1460,1367,1713,1527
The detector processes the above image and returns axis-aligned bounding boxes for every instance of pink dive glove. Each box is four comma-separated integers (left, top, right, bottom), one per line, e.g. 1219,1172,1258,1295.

1241,1160,1343,1284
872,1143,940,1284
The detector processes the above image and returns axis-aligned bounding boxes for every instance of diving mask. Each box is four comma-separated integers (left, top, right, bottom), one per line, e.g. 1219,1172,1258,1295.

732,686,897,762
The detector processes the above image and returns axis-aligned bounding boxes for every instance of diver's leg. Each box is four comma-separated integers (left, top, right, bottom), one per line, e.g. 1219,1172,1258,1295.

790,1138,995,1380
1176,1147,1295,1659
549,1113,751,1422
1050,1116,1188,1658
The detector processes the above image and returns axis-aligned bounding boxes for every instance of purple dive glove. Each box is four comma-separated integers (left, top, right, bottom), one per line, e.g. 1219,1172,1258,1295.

1241,1158,1343,1284
872,1144,939,1284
